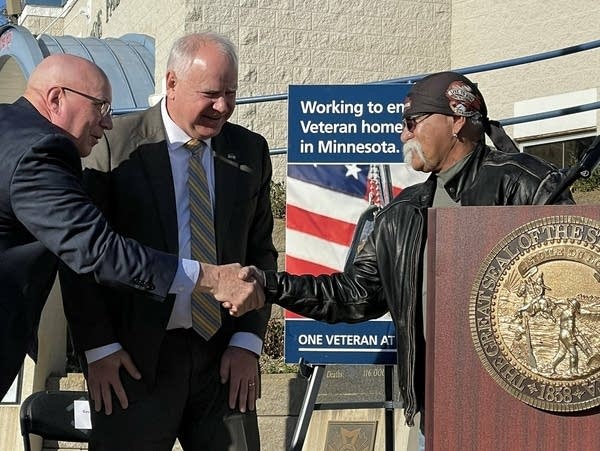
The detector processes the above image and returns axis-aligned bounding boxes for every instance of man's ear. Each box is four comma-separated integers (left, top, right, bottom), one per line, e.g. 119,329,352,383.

452,115,467,137
165,71,177,95
47,86,63,115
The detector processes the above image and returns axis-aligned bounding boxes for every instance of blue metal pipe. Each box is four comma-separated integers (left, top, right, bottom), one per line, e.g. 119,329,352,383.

234,39,600,102
110,38,600,156
499,101,600,126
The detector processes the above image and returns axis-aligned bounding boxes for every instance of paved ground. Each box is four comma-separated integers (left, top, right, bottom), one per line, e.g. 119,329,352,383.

573,190,600,204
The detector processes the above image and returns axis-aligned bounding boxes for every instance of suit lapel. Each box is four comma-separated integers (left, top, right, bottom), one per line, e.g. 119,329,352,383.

212,127,239,262
137,107,179,254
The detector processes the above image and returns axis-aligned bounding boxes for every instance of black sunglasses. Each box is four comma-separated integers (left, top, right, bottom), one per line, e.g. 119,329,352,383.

61,86,112,117
403,113,432,133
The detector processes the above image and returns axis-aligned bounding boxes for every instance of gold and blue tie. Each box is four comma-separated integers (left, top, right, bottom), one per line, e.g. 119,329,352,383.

185,139,221,340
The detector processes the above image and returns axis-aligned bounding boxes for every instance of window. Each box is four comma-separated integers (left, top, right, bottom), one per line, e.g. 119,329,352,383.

522,134,596,169
24,0,67,6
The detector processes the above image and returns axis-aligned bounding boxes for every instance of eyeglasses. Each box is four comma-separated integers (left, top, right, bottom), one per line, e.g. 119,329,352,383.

61,86,112,117
403,114,432,133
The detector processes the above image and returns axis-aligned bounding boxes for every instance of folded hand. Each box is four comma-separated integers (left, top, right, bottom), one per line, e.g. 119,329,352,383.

220,346,260,413
87,349,141,415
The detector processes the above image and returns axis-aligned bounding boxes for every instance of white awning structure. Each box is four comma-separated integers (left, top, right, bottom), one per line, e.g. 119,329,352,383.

0,24,154,111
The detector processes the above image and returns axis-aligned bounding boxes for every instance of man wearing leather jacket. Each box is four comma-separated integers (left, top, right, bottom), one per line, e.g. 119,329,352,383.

242,72,574,430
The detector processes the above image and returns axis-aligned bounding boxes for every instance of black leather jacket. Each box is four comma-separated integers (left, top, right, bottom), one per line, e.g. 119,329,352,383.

265,143,574,425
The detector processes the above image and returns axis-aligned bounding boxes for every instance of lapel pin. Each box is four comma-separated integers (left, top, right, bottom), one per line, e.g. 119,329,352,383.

213,152,253,174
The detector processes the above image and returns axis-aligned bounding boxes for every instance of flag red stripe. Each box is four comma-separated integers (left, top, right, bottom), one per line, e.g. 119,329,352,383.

285,254,339,276
285,254,337,318
284,310,305,319
286,205,356,246
284,255,339,319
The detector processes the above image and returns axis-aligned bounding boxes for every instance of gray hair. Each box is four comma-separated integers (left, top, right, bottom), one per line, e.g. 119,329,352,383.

166,32,238,76
467,115,485,140
468,115,484,132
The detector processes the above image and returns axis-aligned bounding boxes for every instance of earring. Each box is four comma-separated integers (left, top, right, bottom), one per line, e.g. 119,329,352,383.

452,133,458,138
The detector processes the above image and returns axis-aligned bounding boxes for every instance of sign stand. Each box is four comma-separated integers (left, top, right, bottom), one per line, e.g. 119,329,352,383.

289,359,399,451
290,361,324,451
285,84,416,451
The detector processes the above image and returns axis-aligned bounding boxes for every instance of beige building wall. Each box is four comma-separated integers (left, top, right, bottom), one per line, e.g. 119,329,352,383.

21,0,453,179
20,0,600,148
451,0,600,142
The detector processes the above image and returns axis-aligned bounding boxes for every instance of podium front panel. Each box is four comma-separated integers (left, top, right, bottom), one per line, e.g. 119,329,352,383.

425,205,600,451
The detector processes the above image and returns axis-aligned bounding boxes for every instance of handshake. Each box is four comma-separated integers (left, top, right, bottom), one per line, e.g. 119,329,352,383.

196,263,266,316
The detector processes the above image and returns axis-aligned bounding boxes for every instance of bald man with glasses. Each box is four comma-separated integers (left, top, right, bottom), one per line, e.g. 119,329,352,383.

0,54,262,400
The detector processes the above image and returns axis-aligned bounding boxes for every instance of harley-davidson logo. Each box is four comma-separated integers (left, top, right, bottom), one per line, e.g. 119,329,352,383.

470,215,600,412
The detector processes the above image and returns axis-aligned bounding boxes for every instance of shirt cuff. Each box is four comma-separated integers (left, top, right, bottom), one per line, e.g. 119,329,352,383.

85,343,123,364
229,332,263,356
85,335,262,363
169,258,199,295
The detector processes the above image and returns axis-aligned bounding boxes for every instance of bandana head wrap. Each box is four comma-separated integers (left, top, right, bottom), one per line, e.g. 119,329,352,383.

403,71,519,153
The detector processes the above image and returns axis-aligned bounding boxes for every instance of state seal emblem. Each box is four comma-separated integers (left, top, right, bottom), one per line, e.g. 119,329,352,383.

470,215,600,412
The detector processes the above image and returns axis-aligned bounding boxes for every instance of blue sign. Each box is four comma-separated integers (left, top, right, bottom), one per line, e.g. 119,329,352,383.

288,84,412,164
285,318,397,365
284,84,418,366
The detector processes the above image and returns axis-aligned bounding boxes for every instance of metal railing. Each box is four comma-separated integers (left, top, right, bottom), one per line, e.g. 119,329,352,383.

114,38,600,156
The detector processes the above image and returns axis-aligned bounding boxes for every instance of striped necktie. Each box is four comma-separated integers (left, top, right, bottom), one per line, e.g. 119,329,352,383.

184,138,221,340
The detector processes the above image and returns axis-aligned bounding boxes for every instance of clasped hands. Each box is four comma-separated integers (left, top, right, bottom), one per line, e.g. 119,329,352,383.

196,263,265,315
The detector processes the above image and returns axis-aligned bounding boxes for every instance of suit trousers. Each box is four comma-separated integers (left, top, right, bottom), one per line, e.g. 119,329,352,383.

88,328,260,451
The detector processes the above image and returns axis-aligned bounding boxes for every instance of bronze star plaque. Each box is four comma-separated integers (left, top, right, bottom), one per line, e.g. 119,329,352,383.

470,215,600,412
324,421,377,451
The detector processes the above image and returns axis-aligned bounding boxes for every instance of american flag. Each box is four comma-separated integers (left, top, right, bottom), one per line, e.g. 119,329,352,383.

285,163,428,318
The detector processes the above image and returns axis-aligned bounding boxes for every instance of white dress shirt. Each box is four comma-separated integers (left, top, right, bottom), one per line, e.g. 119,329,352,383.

85,98,262,363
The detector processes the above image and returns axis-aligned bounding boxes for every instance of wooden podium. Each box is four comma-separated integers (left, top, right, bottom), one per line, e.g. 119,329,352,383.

425,205,600,451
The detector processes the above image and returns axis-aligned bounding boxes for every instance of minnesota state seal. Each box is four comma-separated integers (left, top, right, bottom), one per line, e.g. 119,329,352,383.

470,215,600,412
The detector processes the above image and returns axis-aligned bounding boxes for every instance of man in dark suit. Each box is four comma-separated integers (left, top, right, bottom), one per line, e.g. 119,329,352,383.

61,32,277,450
0,53,262,401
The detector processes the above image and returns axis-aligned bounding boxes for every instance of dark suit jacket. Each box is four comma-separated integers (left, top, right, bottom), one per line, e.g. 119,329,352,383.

0,98,178,398
60,103,277,386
